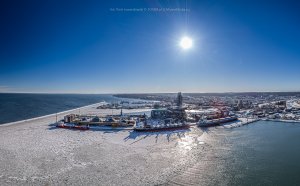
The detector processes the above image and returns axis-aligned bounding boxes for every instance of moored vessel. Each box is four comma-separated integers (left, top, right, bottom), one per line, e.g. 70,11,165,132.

134,119,190,132
198,116,238,127
56,122,90,130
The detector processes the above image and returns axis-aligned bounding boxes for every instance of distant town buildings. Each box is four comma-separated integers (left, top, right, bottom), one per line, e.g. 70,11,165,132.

111,92,300,121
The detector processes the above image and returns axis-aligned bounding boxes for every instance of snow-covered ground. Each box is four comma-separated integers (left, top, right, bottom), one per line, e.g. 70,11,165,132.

287,99,300,109
0,103,210,186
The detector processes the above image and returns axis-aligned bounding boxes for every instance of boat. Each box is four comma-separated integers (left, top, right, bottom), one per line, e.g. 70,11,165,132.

134,119,190,132
198,116,238,127
56,122,89,130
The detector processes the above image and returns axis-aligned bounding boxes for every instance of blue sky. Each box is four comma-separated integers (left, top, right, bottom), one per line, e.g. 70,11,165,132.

0,0,300,93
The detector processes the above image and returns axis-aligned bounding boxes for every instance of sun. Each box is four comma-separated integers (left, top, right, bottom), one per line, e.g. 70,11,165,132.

179,36,193,50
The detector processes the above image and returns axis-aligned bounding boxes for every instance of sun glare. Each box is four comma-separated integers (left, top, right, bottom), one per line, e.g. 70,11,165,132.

179,36,193,50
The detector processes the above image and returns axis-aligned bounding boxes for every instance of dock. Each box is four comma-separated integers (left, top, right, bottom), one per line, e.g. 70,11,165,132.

262,118,300,123
221,117,260,128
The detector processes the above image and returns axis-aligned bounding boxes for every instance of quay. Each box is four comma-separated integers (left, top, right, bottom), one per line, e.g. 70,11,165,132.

221,117,260,128
262,118,300,123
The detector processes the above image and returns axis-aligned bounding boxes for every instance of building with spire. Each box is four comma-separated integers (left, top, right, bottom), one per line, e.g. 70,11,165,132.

177,92,183,107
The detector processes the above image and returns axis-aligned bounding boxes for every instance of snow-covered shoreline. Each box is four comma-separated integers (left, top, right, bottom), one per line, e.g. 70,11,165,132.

0,102,107,127
1,103,299,185
0,103,205,185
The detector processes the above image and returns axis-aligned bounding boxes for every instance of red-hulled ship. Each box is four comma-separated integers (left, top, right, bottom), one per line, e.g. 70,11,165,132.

56,122,89,130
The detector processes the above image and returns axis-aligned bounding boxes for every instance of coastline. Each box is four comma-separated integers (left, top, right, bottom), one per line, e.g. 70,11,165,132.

0,104,198,185
0,92,298,185
1,105,299,185
263,118,300,123
0,102,106,127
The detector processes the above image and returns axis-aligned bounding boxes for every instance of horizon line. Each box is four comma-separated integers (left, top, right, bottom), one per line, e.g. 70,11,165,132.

1,91,300,95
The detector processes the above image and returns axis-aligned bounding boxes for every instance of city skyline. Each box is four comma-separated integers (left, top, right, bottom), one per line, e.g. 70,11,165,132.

1,0,300,93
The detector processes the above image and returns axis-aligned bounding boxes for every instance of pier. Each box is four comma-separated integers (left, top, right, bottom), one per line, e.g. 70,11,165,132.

262,118,300,123
220,117,260,128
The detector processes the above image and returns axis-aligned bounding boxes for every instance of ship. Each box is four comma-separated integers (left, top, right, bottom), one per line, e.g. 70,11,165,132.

134,119,190,132
56,122,90,130
134,92,190,132
198,116,238,127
